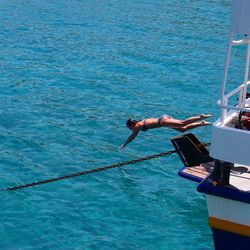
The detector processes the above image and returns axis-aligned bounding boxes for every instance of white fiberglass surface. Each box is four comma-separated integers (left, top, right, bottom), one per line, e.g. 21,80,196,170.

231,0,250,34
230,164,250,192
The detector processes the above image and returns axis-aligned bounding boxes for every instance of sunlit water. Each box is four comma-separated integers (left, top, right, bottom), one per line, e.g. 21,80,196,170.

0,1,241,249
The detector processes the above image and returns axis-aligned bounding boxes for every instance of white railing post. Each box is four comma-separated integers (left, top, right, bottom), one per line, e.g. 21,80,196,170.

238,88,243,107
242,42,250,107
220,33,233,125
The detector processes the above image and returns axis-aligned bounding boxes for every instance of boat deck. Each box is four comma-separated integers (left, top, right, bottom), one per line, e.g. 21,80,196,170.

179,162,213,182
178,162,213,182
179,163,250,192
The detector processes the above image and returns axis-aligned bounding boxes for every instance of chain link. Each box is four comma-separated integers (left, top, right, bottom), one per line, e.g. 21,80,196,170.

2,142,210,192
3,149,176,191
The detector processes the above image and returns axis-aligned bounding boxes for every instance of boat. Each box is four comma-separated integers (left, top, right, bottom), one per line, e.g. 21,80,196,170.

171,1,250,249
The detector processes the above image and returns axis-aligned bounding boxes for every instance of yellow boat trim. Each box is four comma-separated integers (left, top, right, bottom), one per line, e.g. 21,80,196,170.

208,217,250,237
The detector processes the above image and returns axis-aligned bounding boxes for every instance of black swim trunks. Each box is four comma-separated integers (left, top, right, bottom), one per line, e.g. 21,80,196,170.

158,115,172,127
141,115,172,131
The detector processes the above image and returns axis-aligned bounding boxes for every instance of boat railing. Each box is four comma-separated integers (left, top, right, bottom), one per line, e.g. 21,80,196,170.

217,81,250,125
231,37,250,46
219,35,250,125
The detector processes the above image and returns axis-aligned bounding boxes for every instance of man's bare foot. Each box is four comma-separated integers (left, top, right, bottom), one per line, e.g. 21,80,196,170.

200,114,212,119
201,120,211,126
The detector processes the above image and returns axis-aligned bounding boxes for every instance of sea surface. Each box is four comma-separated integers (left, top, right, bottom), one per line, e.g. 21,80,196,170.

0,1,242,249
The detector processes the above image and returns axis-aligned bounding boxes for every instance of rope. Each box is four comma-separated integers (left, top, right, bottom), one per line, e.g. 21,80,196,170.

2,149,176,192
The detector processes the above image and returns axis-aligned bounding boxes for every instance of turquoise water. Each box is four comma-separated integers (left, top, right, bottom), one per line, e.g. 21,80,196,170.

0,1,238,249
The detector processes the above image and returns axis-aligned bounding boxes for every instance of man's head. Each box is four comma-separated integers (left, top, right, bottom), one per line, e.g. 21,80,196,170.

126,119,138,129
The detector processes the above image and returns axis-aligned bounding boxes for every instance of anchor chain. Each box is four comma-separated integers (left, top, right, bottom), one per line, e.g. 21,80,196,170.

2,142,211,192
3,149,176,192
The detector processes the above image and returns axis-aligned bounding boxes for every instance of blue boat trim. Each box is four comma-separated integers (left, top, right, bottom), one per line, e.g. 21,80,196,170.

211,228,250,250
178,166,203,183
197,175,250,204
